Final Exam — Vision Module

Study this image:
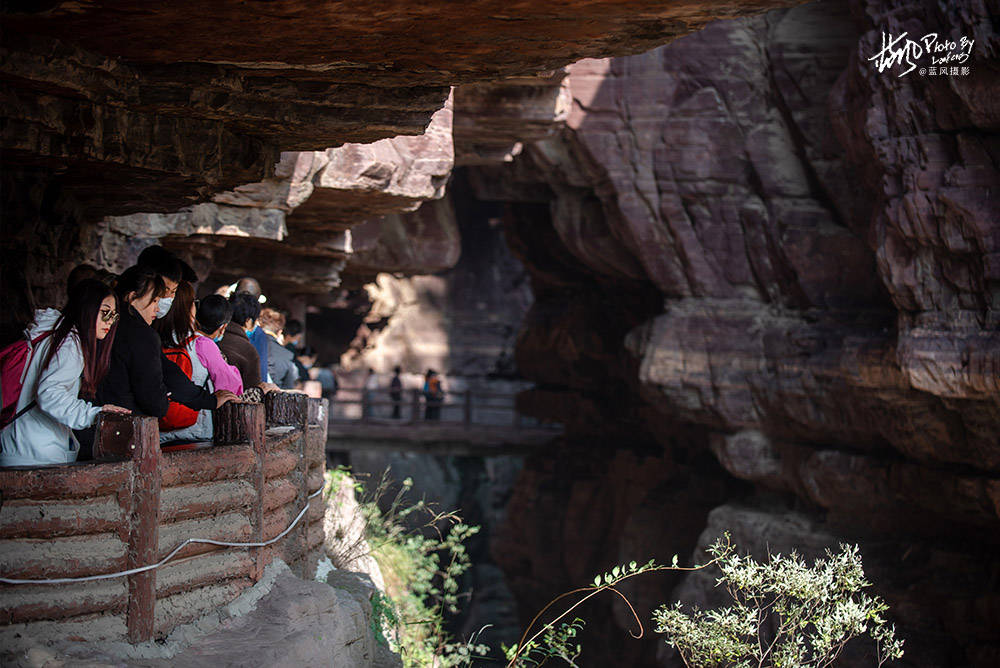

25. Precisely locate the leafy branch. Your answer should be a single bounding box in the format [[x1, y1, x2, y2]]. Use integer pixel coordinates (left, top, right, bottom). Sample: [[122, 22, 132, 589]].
[[504, 540, 731, 667]]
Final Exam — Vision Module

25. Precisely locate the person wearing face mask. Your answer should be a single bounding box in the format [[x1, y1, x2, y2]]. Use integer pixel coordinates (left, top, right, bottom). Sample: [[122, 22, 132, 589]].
[[259, 308, 298, 390], [218, 292, 280, 396], [192, 296, 243, 394], [1, 279, 131, 466], [218, 292, 262, 389], [136, 244, 198, 322], [158, 294, 243, 443], [97, 267, 239, 420], [135, 246, 198, 304], [233, 277, 269, 382]]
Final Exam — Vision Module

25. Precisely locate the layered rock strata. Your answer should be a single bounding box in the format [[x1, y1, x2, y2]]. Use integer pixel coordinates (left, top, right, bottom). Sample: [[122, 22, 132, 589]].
[[1, 0, 802, 294], [486, 0, 999, 664]]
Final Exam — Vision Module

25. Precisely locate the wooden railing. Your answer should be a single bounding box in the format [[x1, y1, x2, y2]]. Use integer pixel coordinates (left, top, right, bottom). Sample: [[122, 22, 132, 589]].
[[0, 393, 327, 646], [332, 388, 557, 430]]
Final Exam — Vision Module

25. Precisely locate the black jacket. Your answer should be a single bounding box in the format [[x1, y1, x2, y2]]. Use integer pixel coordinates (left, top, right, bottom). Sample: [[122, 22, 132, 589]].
[[98, 307, 215, 417]]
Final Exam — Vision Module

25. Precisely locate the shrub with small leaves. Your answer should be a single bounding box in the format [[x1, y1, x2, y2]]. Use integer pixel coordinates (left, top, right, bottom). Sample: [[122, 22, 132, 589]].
[[348, 469, 488, 667], [653, 536, 905, 668]]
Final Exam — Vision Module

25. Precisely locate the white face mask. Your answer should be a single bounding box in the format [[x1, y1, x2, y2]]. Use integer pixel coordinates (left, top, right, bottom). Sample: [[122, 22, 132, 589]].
[[155, 296, 174, 319]]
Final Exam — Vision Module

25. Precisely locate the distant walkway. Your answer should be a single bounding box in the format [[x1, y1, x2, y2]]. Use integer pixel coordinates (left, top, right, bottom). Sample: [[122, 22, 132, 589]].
[[327, 388, 561, 455]]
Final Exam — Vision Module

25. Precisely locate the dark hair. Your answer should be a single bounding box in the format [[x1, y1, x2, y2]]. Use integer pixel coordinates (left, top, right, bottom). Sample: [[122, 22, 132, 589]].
[[230, 292, 261, 327], [67, 264, 98, 296], [116, 266, 166, 306], [235, 277, 261, 298], [0, 264, 36, 348], [95, 269, 118, 289], [137, 245, 183, 283], [195, 295, 232, 334], [394, 365, 401, 374], [285, 319, 303, 338], [153, 280, 195, 347], [298, 345, 316, 358], [42, 279, 118, 399]]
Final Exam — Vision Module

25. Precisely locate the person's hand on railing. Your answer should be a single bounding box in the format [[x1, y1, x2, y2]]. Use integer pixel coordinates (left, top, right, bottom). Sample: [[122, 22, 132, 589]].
[[101, 404, 131, 414], [214, 390, 241, 408], [258, 382, 281, 394]]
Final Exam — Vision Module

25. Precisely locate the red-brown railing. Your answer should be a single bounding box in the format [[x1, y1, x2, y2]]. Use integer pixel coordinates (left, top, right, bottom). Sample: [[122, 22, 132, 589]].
[[0, 393, 327, 646]]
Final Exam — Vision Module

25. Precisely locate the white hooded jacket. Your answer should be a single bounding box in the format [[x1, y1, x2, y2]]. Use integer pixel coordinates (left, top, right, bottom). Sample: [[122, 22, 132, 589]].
[[0, 309, 102, 467]]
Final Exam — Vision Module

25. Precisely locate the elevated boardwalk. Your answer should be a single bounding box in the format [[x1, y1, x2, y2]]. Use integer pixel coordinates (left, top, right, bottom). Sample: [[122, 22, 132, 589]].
[[327, 388, 561, 455]]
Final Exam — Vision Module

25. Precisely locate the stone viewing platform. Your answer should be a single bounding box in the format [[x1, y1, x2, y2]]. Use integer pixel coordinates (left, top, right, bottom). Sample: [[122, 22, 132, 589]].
[[0, 393, 327, 648]]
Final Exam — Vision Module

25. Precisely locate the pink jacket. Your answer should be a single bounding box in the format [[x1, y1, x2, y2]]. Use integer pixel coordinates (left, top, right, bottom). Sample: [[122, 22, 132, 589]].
[[194, 336, 243, 395]]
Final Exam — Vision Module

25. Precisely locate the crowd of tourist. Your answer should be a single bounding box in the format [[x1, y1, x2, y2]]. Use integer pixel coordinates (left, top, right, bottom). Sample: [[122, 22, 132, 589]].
[[0, 245, 332, 467], [0, 243, 458, 467]]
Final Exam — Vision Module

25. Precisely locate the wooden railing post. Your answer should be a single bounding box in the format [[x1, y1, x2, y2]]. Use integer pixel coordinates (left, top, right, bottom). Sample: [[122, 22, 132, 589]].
[[93, 412, 136, 461], [265, 391, 309, 426], [114, 416, 160, 643], [214, 402, 265, 580], [265, 392, 311, 575]]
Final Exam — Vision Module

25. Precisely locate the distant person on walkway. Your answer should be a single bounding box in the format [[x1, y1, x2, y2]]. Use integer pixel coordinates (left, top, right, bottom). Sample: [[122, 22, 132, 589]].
[[363, 368, 378, 418], [1, 279, 130, 466], [423, 369, 444, 421], [259, 308, 298, 390], [234, 277, 269, 380], [390, 366, 403, 419]]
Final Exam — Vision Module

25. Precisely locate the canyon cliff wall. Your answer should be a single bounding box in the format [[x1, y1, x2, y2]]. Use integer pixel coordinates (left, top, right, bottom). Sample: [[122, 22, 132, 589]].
[[486, 0, 999, 665], [2, 0, 998, 665]]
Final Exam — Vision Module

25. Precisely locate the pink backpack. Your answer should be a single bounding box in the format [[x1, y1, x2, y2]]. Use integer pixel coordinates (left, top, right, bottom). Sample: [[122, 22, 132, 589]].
[[0, 331, 50, 429]]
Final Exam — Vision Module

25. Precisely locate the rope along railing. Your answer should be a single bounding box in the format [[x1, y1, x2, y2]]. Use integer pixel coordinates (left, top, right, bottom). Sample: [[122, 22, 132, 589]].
[[0, 392, 327, 643], [0, 488, 323, 585]]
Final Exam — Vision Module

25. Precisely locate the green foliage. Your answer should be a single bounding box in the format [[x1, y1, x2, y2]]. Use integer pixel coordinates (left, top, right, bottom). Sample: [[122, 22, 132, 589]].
[[344, 469, 489, 667], [652, 536, 905, 668], [505, 536, 902, 668], [323, 464, 362, 499], [370, 589, 400, 648], [504, 557, 668, 667], [503, 618, 585, 667]]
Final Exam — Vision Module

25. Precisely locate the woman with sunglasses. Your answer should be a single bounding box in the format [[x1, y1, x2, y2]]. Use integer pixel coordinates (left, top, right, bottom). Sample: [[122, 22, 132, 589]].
[[0, 279, 131, 467]]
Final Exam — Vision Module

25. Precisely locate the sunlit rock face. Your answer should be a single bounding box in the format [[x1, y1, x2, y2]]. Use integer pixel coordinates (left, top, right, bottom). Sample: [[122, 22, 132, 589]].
[[339, 172, 533, 378], [486, 0, 999, 664], [453, 70, 572, 166]]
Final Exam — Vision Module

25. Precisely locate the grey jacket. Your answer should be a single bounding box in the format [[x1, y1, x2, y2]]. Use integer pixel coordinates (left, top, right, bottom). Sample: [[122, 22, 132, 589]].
[[266, 334, 298, 389]]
